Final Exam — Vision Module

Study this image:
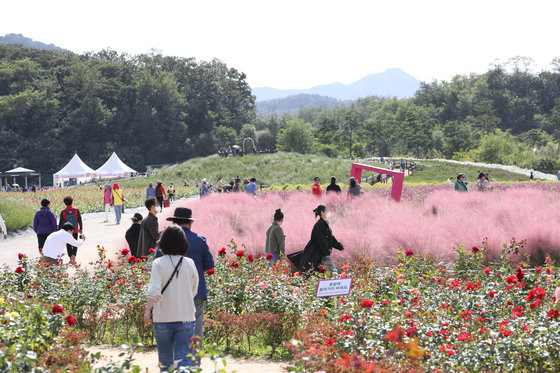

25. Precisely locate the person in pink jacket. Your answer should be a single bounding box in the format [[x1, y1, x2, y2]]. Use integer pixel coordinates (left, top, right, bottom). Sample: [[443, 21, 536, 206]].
[[103, 183, 112, 222]]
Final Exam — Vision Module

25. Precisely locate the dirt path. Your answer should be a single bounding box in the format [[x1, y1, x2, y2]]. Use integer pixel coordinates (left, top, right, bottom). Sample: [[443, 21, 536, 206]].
[[87, 345, 288, 373], [0, 197, 288, 372], [0, 201, 185, 268]]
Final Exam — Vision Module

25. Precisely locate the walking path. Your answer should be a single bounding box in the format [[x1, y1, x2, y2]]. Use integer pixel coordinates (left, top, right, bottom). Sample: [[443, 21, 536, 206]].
[[0, 197, 288, 372]]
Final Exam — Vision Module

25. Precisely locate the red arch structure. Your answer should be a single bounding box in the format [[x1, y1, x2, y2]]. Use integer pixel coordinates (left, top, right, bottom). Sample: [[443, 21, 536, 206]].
[[350, 163, 404, 202]]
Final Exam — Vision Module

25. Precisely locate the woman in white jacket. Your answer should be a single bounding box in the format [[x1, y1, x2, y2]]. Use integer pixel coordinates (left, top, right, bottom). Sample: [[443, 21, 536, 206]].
[[144, 225, 199, 371]]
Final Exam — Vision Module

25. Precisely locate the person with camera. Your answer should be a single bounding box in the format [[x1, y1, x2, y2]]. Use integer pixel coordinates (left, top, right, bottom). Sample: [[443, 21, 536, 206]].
[[42, 222, 86, 265]]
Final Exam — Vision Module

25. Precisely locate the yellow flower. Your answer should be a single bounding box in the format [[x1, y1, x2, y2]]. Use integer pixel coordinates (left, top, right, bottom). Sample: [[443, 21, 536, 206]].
[[8, 311, 20, 318], [0, 298, 4, 306]]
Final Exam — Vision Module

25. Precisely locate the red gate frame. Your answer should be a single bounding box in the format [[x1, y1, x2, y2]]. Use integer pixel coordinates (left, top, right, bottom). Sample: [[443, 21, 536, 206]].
[[350, 163, 404, 202]]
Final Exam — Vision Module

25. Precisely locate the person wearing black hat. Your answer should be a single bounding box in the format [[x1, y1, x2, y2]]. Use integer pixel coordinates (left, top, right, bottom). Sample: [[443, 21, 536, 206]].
[[165, 207, 214, 365], [126, 213, 143, 257]]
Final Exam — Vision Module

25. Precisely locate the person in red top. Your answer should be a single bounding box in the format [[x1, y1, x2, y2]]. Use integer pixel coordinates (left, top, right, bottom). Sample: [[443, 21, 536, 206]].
[[155, 180, 167, 212], [311, 177, 323, 198], [58, 195, 83, 265]]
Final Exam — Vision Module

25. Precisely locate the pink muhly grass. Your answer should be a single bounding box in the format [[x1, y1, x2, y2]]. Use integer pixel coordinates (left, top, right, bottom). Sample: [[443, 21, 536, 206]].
[[173, 188, 560, 264]]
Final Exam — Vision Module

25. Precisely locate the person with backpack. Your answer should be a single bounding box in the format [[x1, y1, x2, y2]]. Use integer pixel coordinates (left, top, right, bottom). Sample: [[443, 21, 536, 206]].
[[168, 183, 176, 202], [58, 196, 83, 265], [155, 180, 166, 212], [111, 183, 125, 224], [33, 199, 57, 254]]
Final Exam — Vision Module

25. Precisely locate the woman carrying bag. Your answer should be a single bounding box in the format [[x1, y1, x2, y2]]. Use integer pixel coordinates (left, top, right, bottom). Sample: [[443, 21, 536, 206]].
[[299, 204, 344, 274], [144, 226, 199, 371]]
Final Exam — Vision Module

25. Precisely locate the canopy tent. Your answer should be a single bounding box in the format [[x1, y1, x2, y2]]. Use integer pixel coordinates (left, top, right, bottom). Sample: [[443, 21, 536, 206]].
[[95, 152, 137, 178], [53, 154, 96, 186], [0, 167, 41, 189]]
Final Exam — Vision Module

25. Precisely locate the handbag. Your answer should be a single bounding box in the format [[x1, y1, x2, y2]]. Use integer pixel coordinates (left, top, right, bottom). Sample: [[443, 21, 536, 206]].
[[287, 250, 303, 269]]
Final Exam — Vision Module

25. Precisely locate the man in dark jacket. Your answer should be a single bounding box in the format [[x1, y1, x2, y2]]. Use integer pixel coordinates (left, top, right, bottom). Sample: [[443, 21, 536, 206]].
[[326, 176, 341, 193], [125, 213, 143, 257], [33, 199, 58, 254], [137, 197, 159, 257], [165, 207, 214, 366]]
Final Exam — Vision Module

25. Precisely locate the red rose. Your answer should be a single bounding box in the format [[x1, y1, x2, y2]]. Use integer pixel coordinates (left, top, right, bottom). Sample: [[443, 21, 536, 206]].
[[266, 253, 273, 261], [318, 266, 326, 274], [247, 254, 254, 263], [206, 268, 215, 275], [27, 294, 33, 299], [405, 250, 414, 257], [294, 271, 301, 276], [472, 246, 479, 253], [516, 267, 524, 282], [15, 266, 23, 274], [230, 261, 239, 268], [128, 256, 139, 264], [121, 248, 130, 256], [141, 255, 147, 260], [218, 247, 227, 256], [360, 300, 374, 308], [18, 253, 25, 260], [406, 326, 417, 337], [52, 304, 64, 314], [447, 350, 455, 355], [484, 267, 491, 275], [149, 248, 155, 254], [325, 338, 336, 346], [65, 315, 76, 326], [236, 250, 245, 258]]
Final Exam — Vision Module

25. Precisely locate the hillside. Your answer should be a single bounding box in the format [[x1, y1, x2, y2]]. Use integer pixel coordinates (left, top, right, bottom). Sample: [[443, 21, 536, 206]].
[[117, 152, 528, 189], [0, 33, 66, 51], [256, 94, 348, 115], [253, 68, 420, 101]]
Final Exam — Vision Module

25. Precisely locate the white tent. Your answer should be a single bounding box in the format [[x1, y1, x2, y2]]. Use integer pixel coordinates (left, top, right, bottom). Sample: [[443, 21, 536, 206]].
[[95, 152, 137, 178], [53, 154, 96, 186]]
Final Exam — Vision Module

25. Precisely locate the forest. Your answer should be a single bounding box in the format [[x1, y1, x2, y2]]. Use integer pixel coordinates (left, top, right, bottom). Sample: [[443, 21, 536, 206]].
[[0, 44, 255, 181], [1, 45, 560, 184]]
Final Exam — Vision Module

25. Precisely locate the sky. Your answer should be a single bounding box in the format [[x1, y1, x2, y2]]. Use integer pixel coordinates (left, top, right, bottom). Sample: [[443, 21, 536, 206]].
[[1, 0, 559, 89]]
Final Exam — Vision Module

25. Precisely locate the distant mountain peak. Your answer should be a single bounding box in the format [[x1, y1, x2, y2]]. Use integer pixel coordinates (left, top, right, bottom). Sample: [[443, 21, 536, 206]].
[[0, 33, 66, 51], [253, 68, 420, 102]]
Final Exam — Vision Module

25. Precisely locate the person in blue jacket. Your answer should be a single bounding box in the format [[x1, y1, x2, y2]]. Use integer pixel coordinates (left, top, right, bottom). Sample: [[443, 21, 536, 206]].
[[33, 199, 58, 254], [163, 207, 214, 366]]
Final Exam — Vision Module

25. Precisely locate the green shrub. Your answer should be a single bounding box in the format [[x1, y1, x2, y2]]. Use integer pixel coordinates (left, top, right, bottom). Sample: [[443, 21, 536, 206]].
[[0, 197, 34, 232]]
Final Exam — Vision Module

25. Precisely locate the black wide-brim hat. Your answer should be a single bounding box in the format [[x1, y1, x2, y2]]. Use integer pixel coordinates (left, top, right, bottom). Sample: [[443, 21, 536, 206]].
[[166, 207, 197, 221]]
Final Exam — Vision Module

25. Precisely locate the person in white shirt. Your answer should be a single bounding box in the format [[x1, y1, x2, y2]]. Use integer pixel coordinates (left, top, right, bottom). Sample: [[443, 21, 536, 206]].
[[42, 222, 86, 264], [144, 225, 198, 371], [0, 212, 7, 239]]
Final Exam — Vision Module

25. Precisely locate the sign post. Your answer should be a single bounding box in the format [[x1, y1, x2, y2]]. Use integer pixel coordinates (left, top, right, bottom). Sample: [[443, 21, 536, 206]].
[[316, 278, 353, 298]]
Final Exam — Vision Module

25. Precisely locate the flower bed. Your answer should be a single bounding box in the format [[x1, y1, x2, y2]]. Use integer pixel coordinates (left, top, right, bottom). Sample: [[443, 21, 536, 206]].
[[2, 239, 560, 371]]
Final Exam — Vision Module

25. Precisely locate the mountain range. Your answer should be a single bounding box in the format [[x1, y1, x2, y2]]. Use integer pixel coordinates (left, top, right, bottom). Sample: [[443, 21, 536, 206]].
[[0, 33, 66, 51], [253, 68, 421, 102]]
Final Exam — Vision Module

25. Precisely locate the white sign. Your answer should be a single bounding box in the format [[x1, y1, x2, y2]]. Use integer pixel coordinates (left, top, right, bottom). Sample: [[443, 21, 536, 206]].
[[315, 278, 353, 298]]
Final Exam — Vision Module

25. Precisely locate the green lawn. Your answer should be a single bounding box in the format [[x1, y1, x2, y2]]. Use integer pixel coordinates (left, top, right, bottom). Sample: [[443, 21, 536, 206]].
[[116, 153, 529, 189]]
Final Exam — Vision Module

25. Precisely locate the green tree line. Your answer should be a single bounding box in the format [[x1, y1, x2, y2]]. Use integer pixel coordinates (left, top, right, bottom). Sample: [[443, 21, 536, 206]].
[[261, 57, 560, 171], [2, 46, 560, 185], [0, 44, 255, 183]]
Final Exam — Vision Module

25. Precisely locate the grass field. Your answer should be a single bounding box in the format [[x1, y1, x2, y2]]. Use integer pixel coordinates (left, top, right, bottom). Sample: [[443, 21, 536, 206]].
[[117, 152, 528, 190]]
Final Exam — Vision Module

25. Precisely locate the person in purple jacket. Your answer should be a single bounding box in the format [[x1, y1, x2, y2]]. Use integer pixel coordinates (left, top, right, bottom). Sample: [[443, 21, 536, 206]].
[[33, 199, 58, 255]]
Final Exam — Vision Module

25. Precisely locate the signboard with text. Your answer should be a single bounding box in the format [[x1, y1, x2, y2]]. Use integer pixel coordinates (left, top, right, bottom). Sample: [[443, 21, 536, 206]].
[[315, 278, 353, 298]]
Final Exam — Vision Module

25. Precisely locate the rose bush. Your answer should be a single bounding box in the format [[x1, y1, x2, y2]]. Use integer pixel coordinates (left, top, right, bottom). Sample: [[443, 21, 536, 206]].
[[1, 237, 560, 371]]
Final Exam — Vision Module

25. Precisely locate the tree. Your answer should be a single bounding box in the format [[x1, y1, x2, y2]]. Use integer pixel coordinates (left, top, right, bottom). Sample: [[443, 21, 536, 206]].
[[277, 118, 314, 153]]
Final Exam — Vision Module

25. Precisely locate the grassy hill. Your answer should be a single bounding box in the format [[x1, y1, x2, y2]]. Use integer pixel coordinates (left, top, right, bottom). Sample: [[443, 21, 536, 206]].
[[118, 152, 528, 189]]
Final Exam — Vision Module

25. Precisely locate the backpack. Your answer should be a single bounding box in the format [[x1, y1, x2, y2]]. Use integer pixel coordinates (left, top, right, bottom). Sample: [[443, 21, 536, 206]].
[[63, 209, 78, 230]]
